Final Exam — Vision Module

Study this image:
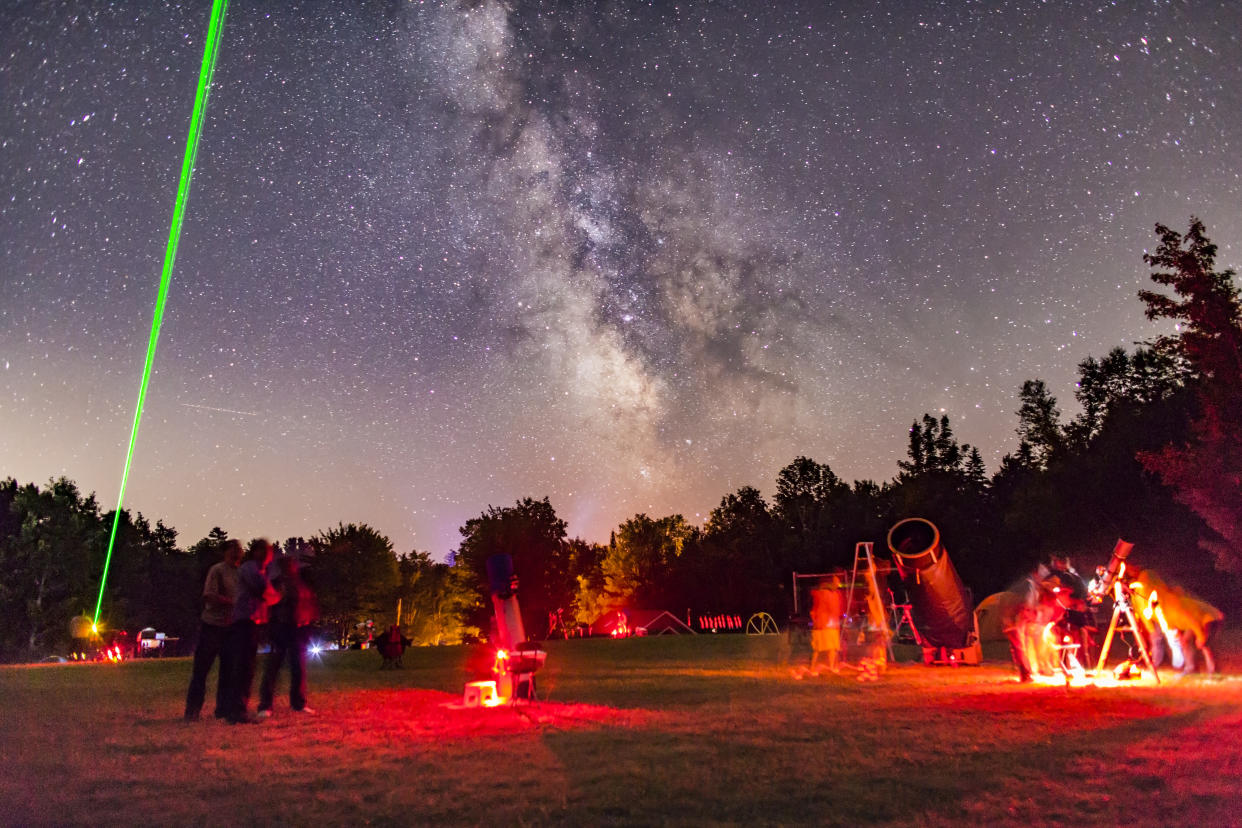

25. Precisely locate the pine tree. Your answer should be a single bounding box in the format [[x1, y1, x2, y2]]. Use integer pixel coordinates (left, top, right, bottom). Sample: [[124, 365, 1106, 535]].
[[1137, 218, 1242, 570], [1016, 379, 1062, 467]]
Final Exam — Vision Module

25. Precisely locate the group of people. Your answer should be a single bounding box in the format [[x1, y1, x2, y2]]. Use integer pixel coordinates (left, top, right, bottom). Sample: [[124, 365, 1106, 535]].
[[999, 555, 1094, 682], [1001, 553, 1223, 682], [184, 538, 318, 724]]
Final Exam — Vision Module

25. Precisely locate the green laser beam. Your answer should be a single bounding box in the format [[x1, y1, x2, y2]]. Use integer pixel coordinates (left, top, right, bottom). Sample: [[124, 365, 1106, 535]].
[[94, 0, 229, 627]]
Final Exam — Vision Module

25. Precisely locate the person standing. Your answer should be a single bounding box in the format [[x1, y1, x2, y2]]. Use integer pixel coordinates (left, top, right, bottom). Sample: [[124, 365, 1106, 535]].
[[857, 573, 891, 681], [1049, 553, 1095, 665], [808, 577, 844, 675], [257, 553, 319, 716], [999, 565, 1045, 683], [184, 540, 243, 720], [222, 539, 280, 724]]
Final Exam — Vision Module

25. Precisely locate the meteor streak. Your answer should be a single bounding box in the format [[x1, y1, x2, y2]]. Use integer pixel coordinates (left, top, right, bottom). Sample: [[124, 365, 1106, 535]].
[[180, 403, 259, 416]]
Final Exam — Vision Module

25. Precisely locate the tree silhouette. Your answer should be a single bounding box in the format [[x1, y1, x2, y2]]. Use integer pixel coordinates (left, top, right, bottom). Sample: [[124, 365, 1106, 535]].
[[1016, 380, 1062, 467], [1138, 218, 1242, 570], [454, 497, 573, 639], [312, 523, 400, 641]]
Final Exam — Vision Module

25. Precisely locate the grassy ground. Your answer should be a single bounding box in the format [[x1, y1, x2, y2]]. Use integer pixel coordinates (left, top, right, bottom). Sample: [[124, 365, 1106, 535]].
[[2, 633, 1240, 826]]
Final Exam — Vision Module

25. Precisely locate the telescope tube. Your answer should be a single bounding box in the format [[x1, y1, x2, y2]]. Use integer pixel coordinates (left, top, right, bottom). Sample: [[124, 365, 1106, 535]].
[[486, 554, 526, 650], [887, 518, 973, 649], [1088, 539, 1133, 602]]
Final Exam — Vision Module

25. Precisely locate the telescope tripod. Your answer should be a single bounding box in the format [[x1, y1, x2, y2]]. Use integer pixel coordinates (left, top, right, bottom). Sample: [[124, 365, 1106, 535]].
[[1094, 581, 1160, 685]]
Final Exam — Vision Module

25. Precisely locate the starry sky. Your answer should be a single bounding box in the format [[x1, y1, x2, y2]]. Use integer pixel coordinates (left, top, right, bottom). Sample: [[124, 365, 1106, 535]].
[[2, 1, 1240, 559]]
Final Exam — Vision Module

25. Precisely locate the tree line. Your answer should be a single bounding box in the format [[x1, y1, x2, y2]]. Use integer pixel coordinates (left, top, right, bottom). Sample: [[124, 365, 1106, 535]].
[[2, 218, 1238, 660], [0, 498, 478, 662]]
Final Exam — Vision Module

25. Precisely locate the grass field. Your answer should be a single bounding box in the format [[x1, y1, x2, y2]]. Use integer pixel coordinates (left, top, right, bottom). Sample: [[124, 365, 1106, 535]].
[[3, 633, 1241, 826]]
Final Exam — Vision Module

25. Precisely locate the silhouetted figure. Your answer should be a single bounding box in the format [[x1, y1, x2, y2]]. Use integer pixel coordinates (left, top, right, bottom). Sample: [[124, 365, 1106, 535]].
[[184, 540, 243, 720], [222, 540, 279, 724], [378, 624, 411, 669], [258, 553, 319, 715]]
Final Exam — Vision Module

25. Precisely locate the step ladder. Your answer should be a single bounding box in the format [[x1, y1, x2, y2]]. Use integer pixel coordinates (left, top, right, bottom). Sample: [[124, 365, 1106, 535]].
[[845, 542, 895, 662]]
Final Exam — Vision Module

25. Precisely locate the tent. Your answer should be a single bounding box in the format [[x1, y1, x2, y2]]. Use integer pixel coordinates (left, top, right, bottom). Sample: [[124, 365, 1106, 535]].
[[973, 591, 1013, 641], [590, 609, 697, 637]]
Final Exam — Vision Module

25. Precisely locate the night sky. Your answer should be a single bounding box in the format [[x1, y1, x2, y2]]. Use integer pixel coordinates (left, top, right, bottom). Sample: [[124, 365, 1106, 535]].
[[3, 1, 1240, 559]]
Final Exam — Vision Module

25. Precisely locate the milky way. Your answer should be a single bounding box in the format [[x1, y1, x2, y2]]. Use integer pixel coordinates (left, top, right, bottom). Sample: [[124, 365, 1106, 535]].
[[2, 1, 1240, 557]]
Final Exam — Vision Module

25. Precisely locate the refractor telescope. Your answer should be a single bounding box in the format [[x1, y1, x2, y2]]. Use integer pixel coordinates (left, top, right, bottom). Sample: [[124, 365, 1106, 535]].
[[1088, 539, 1134, 603]]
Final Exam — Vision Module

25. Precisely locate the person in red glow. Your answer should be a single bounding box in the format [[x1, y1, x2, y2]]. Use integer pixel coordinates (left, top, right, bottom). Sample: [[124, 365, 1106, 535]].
[[857, 574, 890, 680], [808, 577, 844, 675], [257, 553, 319, 715], [1000, 564, 1055, 683], [1127, 567, 1224, 675], [1049, 553, 1095, 665]]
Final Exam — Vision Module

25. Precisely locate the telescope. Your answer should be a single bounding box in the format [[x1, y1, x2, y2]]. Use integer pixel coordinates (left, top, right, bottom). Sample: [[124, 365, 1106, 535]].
[[1088, 539, 1133, 603], [887, 518, 973, 650], [484, 554, 544, 702]]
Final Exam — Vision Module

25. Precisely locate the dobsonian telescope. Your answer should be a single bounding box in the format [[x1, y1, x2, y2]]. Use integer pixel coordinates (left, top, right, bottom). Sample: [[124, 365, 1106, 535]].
[[485, 554, 545, 702], [887, 518, 978, 662]]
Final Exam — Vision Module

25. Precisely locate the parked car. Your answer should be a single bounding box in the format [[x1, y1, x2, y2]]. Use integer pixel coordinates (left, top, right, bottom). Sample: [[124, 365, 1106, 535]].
[[136, 627, 166, 657]]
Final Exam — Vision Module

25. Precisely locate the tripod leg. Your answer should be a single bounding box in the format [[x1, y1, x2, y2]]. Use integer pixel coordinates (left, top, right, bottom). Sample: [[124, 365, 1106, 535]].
[[1095, 603, 1122, 674], [1123, 604, 1159, 686]]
